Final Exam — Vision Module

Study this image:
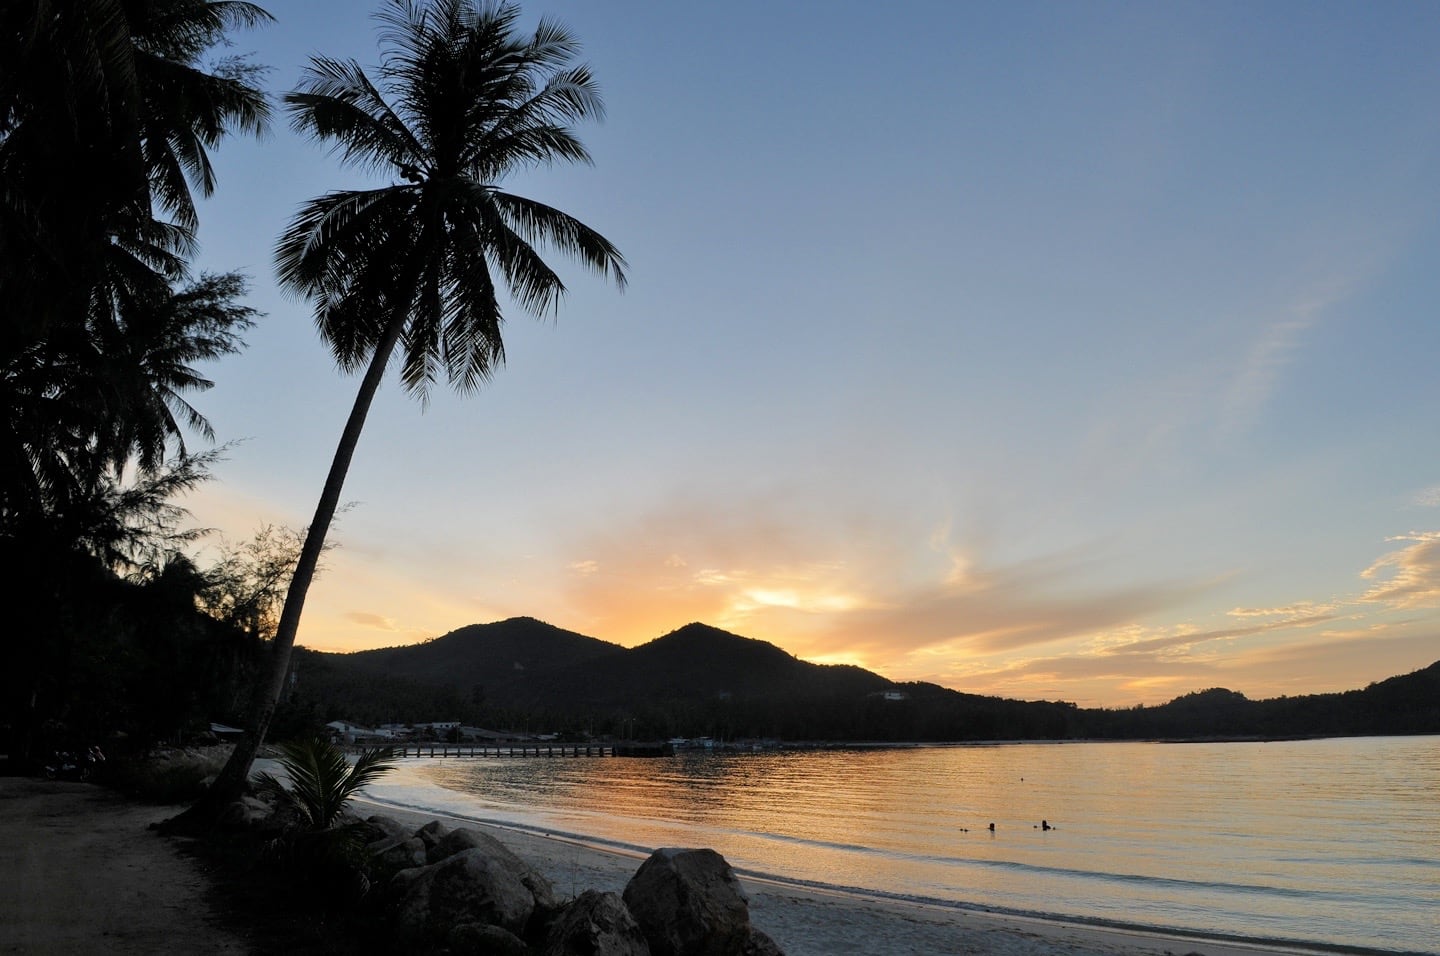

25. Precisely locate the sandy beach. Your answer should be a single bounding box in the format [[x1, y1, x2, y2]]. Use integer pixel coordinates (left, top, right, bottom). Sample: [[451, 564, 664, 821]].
[[0, 776, 1358, 955], [0, 777, 248, 955], [355, 794, 1341, 956]]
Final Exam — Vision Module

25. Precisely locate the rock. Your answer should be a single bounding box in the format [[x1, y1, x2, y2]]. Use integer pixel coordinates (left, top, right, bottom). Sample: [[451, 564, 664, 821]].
[[368, 835, 428, 871], [623, 848, 775, 956], [429, 826, 521, 865], [414, 819, 450, 853], [741, 927, 784, 956], [448, 921, 531, 955], [216, 792, 305, 834], [393, 847, 536, 943], [216, 795, 271, 830], [352, 813, 410, 845], [366, 814, 411, 840], [543, 890, 651, 956], [429, 826, 558, 913]]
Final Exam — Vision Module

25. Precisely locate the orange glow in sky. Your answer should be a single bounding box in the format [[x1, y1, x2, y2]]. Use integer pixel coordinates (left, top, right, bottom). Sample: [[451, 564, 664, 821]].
[[179, 2, 1440, 710]]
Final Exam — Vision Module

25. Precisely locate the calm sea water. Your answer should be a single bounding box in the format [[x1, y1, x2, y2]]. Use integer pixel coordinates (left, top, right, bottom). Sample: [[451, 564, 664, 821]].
[[365, 736, 1439, 954]]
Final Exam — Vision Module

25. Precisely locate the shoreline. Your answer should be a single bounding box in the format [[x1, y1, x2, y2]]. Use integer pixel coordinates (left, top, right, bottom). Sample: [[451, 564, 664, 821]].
[[2, 772, 1419, 956], [355, 792, 1397, 956]]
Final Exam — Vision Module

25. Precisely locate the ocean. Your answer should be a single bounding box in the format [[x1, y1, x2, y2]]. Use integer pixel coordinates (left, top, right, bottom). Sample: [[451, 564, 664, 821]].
[[363, 735, 1440, 954]]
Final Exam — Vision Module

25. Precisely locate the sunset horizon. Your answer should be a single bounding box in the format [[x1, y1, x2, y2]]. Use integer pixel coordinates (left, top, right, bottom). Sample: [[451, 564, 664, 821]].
[[179, 0, 1440, 712]]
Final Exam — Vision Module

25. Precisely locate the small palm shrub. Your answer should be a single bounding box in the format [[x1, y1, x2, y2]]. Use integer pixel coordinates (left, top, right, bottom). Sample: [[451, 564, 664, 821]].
[[256, 736, 396, 830], [254, 736, 397, 907]]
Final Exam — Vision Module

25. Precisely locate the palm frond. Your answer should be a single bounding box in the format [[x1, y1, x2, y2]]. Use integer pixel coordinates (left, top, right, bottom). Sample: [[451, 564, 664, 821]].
[[270, 736, 397, 830], [277, 0, 624, 401], [286, 57, 422, 175], [490, 189, 627, 290]]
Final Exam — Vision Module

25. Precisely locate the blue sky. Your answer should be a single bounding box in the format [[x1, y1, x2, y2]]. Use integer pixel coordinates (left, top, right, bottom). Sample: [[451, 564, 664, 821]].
[[184, 0, 1440, 706]]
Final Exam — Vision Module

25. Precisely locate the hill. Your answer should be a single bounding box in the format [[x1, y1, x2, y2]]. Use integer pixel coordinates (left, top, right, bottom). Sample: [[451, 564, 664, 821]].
[[340, 616, 625, 701], [279, 618, 1440, 742]]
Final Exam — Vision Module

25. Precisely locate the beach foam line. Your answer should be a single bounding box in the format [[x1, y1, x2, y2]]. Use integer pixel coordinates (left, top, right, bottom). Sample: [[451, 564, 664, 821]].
[[355, 791, 653, 863]]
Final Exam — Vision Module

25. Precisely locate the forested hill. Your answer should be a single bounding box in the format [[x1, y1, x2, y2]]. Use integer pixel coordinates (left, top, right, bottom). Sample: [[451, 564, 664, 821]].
[[282, 618, 1440, 742]]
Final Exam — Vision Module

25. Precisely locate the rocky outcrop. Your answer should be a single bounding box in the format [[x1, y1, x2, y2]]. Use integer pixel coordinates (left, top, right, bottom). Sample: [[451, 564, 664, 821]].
[[368, 834, 428, 870], [360, 813, 412, 843], [622, 847, 782, 956], [543, 889, 652, 956], [392, 847, 539, 943], [414, 819, 450, 854], [371, 824, 781, 956], [428, 825, 559, 914], [447, 920, 531, 955]]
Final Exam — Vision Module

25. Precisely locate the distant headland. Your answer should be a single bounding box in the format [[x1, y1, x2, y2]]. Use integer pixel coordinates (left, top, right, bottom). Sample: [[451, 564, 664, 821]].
[[276, 618, 1440, 745]]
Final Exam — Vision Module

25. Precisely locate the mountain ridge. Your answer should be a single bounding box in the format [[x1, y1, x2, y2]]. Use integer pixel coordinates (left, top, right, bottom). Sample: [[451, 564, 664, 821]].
[[283, 617, 1440, 742]]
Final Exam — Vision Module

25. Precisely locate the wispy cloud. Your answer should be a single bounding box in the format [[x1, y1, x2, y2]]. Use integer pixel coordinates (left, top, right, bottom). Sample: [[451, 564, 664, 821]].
[[1361, 531, 1440, 609], [1414, 485, 1440, 508], [806, 563, 1212, 660], [343, 611, 400, 631]]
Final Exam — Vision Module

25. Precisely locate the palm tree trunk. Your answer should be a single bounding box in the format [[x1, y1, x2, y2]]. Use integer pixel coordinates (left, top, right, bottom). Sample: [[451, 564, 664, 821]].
[[190, 313, 408, 820]]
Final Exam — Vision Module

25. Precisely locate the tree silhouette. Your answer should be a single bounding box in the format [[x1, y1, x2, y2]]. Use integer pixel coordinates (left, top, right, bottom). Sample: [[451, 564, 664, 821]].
[[204, 0, 626, 808]]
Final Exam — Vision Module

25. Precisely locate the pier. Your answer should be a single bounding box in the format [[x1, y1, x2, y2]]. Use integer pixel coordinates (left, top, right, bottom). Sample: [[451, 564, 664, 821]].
[[389, 741, 674, 758], [395, 743, 613, 758]]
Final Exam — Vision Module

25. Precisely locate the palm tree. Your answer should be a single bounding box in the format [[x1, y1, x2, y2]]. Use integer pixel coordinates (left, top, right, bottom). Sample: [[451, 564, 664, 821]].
[[0, 273, 256, 533], [256, 736, 397, 831], [0, 0, 271, 355], [1, 2, 269, 769], [203, 0, 625, 808]]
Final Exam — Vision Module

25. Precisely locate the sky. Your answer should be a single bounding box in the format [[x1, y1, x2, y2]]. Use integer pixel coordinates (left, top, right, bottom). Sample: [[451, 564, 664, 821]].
[[180, 0, 1440, 708]]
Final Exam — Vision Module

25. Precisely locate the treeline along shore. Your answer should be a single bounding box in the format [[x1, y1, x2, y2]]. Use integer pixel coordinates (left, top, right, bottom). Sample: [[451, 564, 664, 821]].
[[275, 618, 1440, 746]]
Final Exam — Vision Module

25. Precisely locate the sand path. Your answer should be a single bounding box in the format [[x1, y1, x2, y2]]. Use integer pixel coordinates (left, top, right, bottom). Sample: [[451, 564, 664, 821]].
[[0, 777, 248, 955]]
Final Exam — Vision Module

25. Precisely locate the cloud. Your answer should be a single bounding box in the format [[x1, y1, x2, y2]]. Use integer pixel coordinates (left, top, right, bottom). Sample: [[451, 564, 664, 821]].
[[776, 550, 1219, 672], [540, 491, 1440, 708], [1222, 313, 1316, 432], [554, 491, 888, 643], [1360, 531, 1440, 609], [1414, 485, 1440, 508], [1086, 612, 1341, 657], [1217, 268, 1369, 437], [1227, 601, 1336, 619], [343, 611, 400, 631]]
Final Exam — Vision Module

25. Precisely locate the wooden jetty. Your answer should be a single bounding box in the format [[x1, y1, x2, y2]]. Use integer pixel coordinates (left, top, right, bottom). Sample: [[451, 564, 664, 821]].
[[395, 743, 613, 758], [392, 741, 674, 759]]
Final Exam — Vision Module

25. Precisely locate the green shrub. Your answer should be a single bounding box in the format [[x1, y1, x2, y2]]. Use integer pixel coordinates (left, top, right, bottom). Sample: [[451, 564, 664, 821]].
[[253, 737, 398, 909], [255, 736, 396, 830]]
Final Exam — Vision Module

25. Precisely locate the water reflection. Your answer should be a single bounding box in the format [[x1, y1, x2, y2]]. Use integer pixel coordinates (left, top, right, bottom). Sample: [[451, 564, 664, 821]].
[[399, 737, 1440, 951]]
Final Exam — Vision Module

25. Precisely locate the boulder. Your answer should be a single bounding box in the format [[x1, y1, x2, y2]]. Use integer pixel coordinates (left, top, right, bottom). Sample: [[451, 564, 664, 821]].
[[217, 793, 305, 834], [216, 795, 271, 830], [414, 819, 450, 853], [393, 847, 536, 942], [368, 835, 428, 871], [543, 890, 651, 956], [368, 813, 410, 838], [429, 826, 525, 867], [429, 827, 558, 910], [740, 928, 785, 956], [447, 921, 531, 955], [623, 848, 778, 956]]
